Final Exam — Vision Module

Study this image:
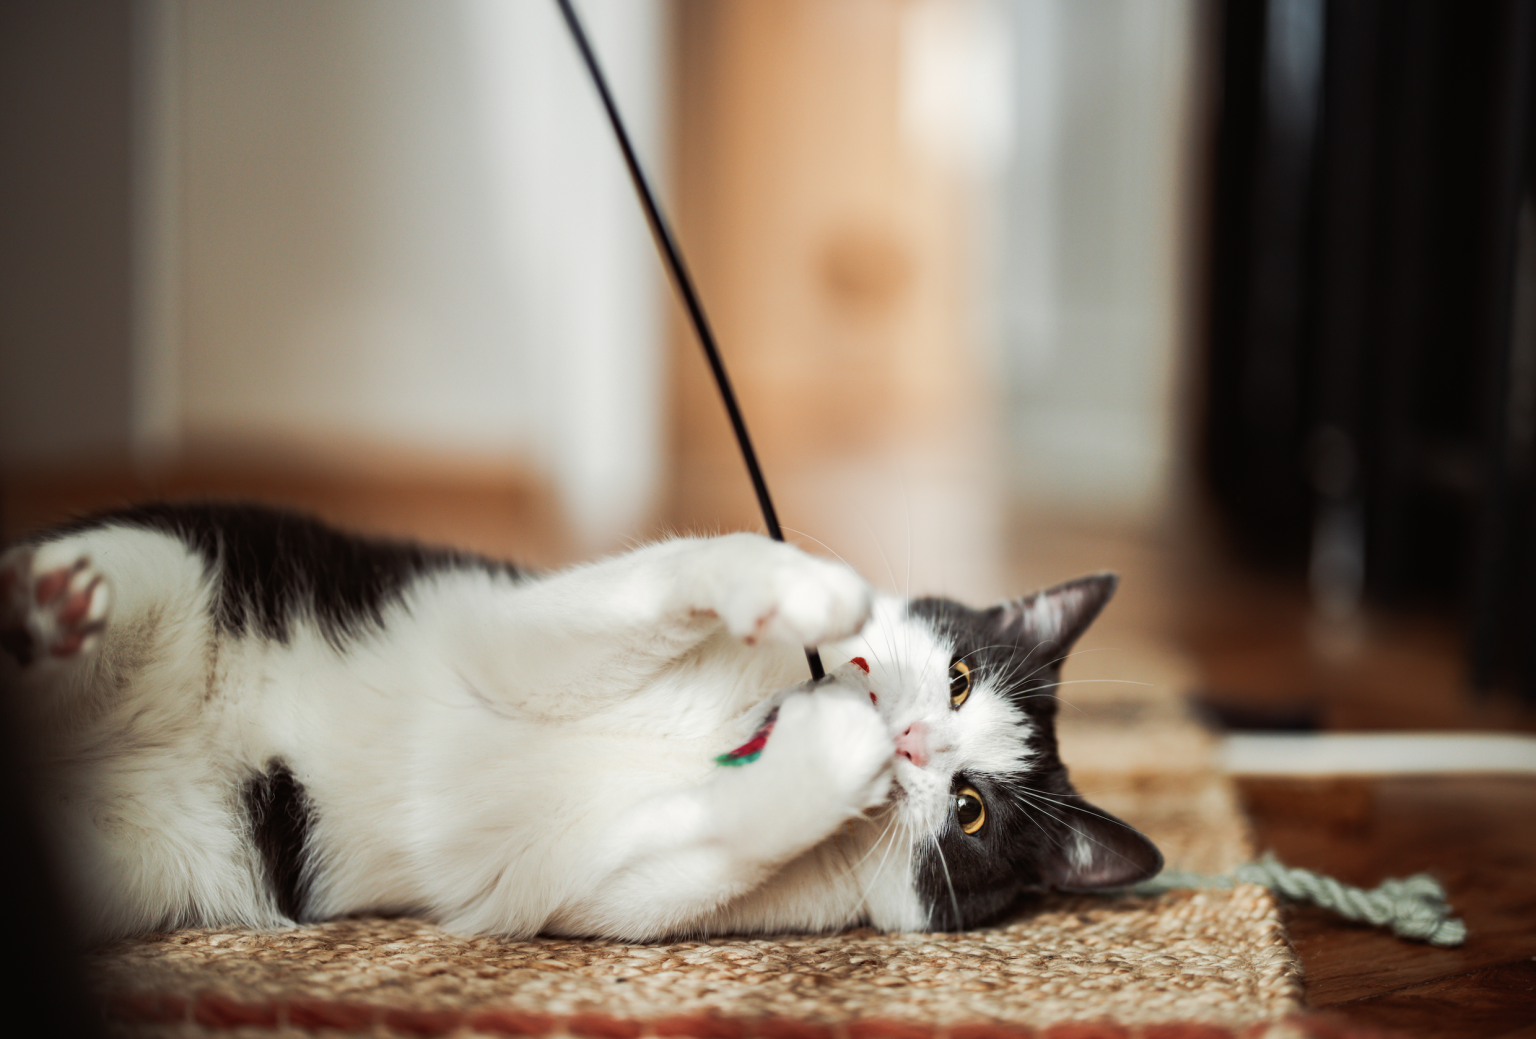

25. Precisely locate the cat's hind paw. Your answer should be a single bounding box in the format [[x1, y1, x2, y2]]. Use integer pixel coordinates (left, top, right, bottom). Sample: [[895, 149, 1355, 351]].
[[0, 547, 111, 666]]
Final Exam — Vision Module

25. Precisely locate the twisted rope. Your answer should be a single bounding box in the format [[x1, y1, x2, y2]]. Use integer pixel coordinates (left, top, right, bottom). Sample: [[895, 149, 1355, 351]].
[[1132, 851, 1467, 946]]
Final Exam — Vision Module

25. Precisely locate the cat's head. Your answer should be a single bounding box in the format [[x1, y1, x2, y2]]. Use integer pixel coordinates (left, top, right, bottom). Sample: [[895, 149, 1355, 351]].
[[843, 573, 1162, 929]]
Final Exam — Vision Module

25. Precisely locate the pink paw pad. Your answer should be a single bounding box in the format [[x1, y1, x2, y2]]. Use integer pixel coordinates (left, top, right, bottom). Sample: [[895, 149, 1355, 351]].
[[0, 550, 110, 665], [741, 607, 778, 647]]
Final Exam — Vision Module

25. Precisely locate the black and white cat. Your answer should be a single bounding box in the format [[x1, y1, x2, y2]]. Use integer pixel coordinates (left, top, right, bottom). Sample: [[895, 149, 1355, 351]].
[[0, 502, 1160, 944]]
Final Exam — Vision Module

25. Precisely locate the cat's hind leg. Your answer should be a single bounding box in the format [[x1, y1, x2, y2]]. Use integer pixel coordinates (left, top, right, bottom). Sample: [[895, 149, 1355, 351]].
[[0, 545, 111, 666], [1, 524, 213, 730], [3, 526, 258, 941]]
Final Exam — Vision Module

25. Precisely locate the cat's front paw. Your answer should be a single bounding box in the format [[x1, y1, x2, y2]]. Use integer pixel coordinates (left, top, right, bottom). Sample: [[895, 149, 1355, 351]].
[[705, 535, 871, 649], [0, 546, 111, 666], [770, 681, 894, 816]]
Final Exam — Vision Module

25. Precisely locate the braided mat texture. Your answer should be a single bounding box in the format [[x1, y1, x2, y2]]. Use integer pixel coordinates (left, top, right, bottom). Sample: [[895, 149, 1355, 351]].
[[88, 648, 1308, 1038]]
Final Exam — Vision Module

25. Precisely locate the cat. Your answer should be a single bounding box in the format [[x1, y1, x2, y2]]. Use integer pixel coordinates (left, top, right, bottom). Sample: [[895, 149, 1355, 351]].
[[0, 501, 1161, 944]]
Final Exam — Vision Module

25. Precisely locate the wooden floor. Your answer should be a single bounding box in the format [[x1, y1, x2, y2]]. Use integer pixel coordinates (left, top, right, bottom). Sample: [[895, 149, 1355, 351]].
[[1149, 508, 1536, 1037], [1171, 531, 1536, 1038], [1242, 775, 1536, 1038], [4, 461, 1534, 1037]]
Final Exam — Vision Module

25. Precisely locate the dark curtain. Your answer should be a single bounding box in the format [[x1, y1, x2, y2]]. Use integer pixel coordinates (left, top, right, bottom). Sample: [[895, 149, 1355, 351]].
[[1203, 0, 1536, 701]]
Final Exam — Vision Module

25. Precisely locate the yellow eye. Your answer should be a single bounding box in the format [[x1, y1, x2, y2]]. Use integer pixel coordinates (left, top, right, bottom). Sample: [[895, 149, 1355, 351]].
[[955, 786, 986, 835], [948, 659, 971, 708]]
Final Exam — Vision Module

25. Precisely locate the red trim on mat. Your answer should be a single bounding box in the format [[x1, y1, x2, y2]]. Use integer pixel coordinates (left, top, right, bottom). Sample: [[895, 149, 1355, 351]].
[[96, 994, 1422, 1039], [470, 1009, 560, 1036], [653, 1015, 750, 1039], [569, 1013, 648, 1039], [1043, 1024, 1131, 1039], [194, 994, 279, 1028], [383, 1007, 466, 1036], [284, 998, 377, 1031], [947, 1026, 1038, 1039], [755, 1019, 835, 1039], [1142, 1027, 1234, 1039], [848, 1020, 937, 1039]]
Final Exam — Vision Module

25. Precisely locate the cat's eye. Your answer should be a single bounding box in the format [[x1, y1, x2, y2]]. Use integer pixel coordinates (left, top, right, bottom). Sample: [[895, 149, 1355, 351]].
[[948, 659, 971, 708], [955, 785, 986, 835]]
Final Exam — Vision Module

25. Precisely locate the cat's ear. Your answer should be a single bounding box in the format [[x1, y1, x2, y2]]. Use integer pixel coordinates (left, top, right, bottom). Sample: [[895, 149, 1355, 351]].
[[995, 572, 1118, 652], [1038, 796, 1163, 891]]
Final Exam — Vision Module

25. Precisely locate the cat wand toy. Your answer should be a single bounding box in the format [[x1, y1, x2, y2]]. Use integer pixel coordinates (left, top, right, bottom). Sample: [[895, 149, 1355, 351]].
[[554, 0, 825, 681]]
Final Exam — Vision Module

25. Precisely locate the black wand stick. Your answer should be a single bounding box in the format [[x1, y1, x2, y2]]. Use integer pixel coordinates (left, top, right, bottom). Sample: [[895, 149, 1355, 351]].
[[554, 0, 826, 681]]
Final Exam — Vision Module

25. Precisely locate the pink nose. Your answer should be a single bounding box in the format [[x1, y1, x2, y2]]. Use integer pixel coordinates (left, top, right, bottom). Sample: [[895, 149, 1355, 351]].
[[895, 722, 930, 767]]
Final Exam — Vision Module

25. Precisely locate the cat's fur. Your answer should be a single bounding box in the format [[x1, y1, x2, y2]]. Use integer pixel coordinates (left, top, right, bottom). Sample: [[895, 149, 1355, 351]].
[[0, 502, 1161, 943]]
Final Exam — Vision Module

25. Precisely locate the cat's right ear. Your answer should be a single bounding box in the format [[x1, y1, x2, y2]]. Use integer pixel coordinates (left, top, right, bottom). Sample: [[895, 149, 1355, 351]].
[[1037, 795, 1163, 892], [992, 572, 1118, 654]]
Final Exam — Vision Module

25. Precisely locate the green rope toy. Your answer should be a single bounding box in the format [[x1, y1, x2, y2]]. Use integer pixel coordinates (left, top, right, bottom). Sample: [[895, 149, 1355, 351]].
[[1132, 851, 1467, 946]]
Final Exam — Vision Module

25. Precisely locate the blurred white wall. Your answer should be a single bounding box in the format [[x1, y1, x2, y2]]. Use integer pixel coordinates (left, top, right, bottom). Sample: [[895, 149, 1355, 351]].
[[0, 3, 135, 467], [12, 0, 1196, 543], [994, 0, 1196, 521], [136, 0, 665, 546]]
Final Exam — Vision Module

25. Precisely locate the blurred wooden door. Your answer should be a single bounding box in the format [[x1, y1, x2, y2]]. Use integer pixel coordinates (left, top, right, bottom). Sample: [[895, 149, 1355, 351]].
[[667, 0, 980, 535]]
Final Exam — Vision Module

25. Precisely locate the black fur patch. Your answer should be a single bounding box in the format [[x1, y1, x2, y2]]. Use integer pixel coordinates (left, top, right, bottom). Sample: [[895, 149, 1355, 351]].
[[908, 588, 1162, 929], [38, 501, 520, 648], [243, 760, 315, 922]]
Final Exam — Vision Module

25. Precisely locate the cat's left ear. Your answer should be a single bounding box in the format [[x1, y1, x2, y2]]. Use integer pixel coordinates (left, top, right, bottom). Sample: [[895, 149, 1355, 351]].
[[1038, 795, 1163, 891], [994, 572, 1118, 652]]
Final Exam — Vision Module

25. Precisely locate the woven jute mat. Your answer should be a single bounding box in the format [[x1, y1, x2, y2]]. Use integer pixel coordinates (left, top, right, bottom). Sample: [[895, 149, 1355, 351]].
[[89, 645, 1312, 1039]]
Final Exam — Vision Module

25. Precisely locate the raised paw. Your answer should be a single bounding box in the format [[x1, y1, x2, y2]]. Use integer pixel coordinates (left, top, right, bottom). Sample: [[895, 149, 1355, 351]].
[[769, 679, 895, 816], [0, 547, 111, 666], [705, 535, 872, 649]]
